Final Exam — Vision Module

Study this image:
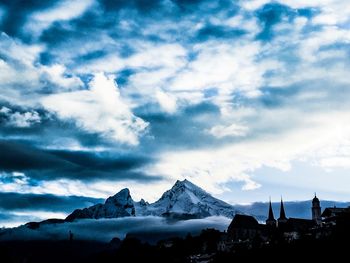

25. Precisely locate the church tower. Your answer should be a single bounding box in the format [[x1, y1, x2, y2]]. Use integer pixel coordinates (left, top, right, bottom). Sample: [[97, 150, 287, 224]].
[[277, 197, 288, 226], [312, 193, 321, 224], [266, 198, 276, 227]]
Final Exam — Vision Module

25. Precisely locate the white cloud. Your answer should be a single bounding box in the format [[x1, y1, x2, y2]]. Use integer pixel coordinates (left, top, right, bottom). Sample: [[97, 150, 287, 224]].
[[145, 108, 350, 197], [241, 0, 337, 11], [156, 90, 177, 114], [75, 43, 187, 111], [0, 172, 29, 186], [223, 14, 261, 36], [8, 111, 41, 128], [0, 35, 43, 105], [258, 12, 350, 91], [241, 0, 350, 31], [170, 42, 262, 92], [79, 43, 186, 74], [41, 64, 84, 90], [0, 34, 84, 107], [0, 106, 10, 114], [318, 157, 350, 169], [25, 0, 95, 37], [297, 26, 350, 63], [41, 73, 148, 145], [167, 41, 280, 112], [0, 107, 41, 127], [0, 33, 42, 67], [208, 123, 249, 138], [146, 147, 263, 195]]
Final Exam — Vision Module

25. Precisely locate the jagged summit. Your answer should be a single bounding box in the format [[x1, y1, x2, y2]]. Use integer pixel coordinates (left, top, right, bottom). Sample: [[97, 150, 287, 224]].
[[143, 179, 237, 218], [173, 179, 198, 190], [66, 188, 135, 221], [66, 179, 238, 222], [157, 179, 213, 205], [105, 188, 132, 205]]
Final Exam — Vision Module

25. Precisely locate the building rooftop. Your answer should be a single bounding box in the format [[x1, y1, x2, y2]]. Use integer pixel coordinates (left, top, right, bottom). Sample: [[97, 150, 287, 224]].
[[228, 214, 259, 230]]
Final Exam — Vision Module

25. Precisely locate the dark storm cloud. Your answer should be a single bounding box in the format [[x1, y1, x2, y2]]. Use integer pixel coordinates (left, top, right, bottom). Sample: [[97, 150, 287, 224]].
[[48, 150, 151, 171], [0, 0, 57, 38], [0, 140, 158, 182], [0, 192, 103, 212], [0, 140, 69, 171]]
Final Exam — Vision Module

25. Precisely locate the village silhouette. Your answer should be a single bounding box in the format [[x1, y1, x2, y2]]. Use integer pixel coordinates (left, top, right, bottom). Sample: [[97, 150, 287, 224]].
[[1, 194, 350, 263], [220, 194, 349, 250], [152, 194, 350, 262]]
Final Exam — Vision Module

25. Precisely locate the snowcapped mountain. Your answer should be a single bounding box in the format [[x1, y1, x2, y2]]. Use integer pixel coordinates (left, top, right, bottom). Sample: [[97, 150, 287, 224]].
[[66, 188, 135, 221], [66, 179, 237, 221], [138, 179, 237, 218]]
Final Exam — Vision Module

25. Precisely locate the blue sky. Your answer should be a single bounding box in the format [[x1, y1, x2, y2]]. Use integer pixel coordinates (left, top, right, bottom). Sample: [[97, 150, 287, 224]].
[[1, 0, 350, 226]]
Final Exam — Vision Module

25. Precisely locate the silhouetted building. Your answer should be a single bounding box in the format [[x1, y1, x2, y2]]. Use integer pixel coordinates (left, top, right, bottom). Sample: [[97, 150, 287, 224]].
[[312, 193, 322, 224], [321, 206, 350, 224], [225, 194, 349, 249], [266, 198, 276, 227], [265, 195, 319, 241], [283, 218, 315, 240], [227, 214, 261, 242], [322, 207, 350, 218]]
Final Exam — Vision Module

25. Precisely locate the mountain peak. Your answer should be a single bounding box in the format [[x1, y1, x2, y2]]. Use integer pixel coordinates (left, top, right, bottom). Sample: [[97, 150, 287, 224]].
[[66, 188, 135, 221], [174, 179, 199, 189], [175, 179, 191, 184], [105, 188, 131, 205], [148, 179, 237, 218]]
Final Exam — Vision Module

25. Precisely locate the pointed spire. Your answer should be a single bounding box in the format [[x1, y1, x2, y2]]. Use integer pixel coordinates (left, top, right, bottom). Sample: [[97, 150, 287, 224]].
[[267, 197, 275, 221], [279, 197, 287, 220], [266, 197, 276, 226]]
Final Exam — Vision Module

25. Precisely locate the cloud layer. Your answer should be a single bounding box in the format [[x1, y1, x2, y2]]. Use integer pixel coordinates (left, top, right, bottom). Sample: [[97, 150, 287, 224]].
[[0, 216, 231, 243]]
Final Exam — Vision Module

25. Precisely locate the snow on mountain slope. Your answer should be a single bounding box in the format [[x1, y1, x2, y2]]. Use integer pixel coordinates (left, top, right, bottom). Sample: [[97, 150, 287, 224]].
[[66, 188, 135, 221], [136, 179, 237, 218], [66, 179, 237, 221]]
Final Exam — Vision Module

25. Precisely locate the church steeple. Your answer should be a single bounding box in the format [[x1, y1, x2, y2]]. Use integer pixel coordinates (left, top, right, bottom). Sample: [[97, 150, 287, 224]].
[[266, 197, 276, 227], [277, 197, 287, 226], [312, 193, 321, 225], [268, 198, 274, 220], [279, 198, 287, 220]]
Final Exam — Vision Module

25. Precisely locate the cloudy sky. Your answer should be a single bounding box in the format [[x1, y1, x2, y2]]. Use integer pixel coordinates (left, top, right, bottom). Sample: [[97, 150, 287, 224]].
[[1, 0, 350, 226]]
